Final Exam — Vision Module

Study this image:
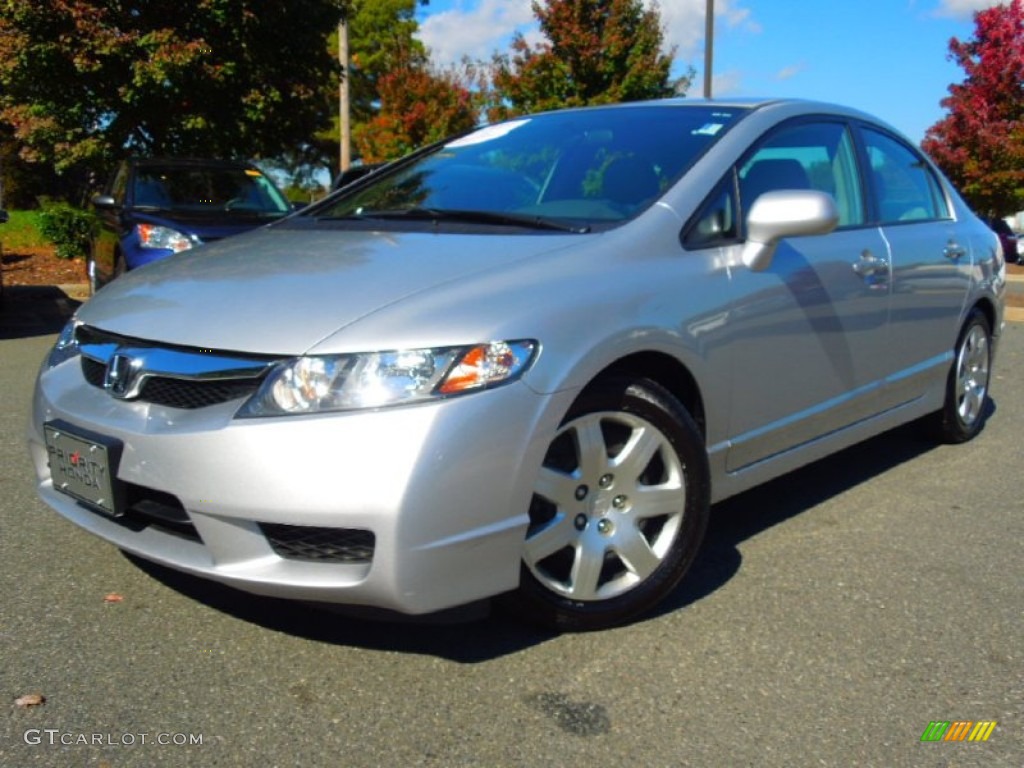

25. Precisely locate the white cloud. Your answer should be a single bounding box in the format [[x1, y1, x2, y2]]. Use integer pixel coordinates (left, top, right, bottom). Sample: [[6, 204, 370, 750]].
[[711, 69, 745, 95], [933, 0, 1005, 18], [417, 0, 536, 66], [418, 0, 757, 70], [775, 63, 805, 81]]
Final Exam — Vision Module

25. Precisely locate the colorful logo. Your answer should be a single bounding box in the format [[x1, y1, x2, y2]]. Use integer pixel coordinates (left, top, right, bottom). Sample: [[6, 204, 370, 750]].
[[921, 721, 997, 742]]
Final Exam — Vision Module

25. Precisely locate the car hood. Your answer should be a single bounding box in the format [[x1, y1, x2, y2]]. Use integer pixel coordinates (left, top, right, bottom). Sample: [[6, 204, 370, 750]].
[[77, 226, 583, 354]]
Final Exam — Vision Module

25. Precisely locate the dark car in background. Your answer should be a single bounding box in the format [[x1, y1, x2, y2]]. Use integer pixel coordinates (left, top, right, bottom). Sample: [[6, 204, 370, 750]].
[[88, 158, 293, 292], [987, 216, 1019, 265]]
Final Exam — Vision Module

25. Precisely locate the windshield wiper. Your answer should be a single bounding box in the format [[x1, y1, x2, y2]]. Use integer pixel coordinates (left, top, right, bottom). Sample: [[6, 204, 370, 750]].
[[350, 207, 591, 234]]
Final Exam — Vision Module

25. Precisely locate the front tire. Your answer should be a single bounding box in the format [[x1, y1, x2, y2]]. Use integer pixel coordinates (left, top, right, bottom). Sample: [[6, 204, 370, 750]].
[[507, 377, 710, 631], [930, 308, 992, 443]]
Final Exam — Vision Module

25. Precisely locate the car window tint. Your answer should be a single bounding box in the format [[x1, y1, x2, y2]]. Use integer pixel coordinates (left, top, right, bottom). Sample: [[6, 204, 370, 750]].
[[738, 121, 864, 228], [861, 128, 949, 223]]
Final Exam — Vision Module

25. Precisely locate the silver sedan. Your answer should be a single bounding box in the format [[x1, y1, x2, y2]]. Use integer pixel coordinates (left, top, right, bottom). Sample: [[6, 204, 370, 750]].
[[28, 98, 1007, 631]]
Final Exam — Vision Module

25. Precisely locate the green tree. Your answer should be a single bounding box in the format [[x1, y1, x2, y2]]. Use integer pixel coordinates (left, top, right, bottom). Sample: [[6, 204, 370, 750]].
[[488, 0, 684, 120], [0, 1, 346, 183], [316, 0, 429, 165], [354, 57, 477, 162], [922, 0, 1024, 215], [347, 0, 429, 122]]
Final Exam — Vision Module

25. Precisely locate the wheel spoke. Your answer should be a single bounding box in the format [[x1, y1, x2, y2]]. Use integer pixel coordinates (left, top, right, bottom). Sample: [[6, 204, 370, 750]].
[[524, 513, 577, 562], [567, 544, 604, 600], [615, 527, 661, 580], [573, 418, 608, 479], [611, 424, 661, 477], [534, 466, 581, 507], [633, 485, 685, 518]]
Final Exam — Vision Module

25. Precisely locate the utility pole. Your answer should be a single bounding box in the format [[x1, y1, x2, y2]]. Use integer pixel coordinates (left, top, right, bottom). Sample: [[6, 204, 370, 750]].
[[338, 16, 351, 173], [703, 0, 714, 98]]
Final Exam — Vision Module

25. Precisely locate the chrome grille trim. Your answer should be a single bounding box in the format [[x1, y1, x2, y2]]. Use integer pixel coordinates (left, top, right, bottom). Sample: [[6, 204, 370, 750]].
[[76, 325, 282, 409]]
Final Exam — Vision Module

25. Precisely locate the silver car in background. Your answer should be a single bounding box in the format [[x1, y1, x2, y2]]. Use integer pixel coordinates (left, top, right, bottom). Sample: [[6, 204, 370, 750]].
[[28, 99, 1006, 631]]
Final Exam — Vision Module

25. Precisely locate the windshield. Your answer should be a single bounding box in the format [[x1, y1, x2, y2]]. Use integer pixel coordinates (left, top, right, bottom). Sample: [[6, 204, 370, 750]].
[[132, 165, 292, 216], [315, 104, 746, 229]]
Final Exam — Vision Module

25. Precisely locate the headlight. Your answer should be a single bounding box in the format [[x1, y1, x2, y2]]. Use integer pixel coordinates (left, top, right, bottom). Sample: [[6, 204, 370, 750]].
[[236, 340, 537, 417], [136, 223, 198, 252], [46, 320, 81, 369]]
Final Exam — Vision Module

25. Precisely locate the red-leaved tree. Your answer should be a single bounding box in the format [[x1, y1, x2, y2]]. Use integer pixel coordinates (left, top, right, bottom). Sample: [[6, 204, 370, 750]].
[[922, 0, 1024, 215], [353, 59, 478, 162]]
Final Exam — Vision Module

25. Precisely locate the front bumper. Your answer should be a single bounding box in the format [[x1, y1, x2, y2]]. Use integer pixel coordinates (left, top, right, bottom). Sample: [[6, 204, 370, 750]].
[[28, 354, 570, 614]]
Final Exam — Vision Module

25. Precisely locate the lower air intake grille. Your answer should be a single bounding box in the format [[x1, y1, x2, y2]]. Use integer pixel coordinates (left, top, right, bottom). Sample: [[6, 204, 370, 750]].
[[260, 524, 376, 564]]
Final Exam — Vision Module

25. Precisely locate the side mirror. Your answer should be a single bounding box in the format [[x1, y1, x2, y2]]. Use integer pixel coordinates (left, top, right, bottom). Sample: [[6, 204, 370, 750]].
[[91, 194, 118, 209], [742, 190, 839, 271], [0, 209, 8, 224]]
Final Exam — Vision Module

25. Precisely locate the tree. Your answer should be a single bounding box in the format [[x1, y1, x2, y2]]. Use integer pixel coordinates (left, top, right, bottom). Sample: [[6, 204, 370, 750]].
[[353, 58, 478, 162], [317, 0, 429, 167], [0, 1, 346, 186], [487, 0, 684, 121], [922, 0, 1024, 215]]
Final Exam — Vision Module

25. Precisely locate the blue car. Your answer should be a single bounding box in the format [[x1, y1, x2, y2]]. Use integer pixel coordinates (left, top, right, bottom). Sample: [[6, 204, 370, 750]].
[[88, 158, 293, 293]]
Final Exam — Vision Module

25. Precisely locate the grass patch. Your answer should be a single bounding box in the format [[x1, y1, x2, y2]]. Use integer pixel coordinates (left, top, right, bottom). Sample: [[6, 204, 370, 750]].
[[0, 210, 52, 250]]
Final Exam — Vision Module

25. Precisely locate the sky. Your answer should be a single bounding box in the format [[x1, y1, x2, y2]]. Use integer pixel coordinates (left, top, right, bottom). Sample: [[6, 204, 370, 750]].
[[414, 0, 1006, 145]]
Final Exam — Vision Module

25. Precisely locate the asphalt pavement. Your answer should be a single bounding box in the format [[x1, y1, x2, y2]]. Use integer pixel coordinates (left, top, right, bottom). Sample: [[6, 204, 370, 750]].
[[0, 287, 1021, 767]]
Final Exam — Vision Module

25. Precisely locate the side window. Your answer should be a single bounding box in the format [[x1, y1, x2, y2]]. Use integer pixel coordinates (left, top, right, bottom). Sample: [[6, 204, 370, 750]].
[[861, 128, 949, 223], [684, 174, 738, 249], [738, 121, 864, 229]]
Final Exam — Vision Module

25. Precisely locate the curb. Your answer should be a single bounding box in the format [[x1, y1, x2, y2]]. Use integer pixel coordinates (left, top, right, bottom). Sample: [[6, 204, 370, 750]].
[[58, 283, 90, 301]]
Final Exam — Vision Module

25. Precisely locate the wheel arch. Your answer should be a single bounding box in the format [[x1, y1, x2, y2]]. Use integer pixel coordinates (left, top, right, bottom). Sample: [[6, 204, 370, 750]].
[[969, 296, 998, 339], [583, 351, 708, 440]]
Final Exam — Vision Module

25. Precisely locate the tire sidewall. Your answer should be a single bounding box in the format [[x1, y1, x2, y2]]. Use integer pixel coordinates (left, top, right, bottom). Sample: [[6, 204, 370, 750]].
[[940, 309, 992, 443]]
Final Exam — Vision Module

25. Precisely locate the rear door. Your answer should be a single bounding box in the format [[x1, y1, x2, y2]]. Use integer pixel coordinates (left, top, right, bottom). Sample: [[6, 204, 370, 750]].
[[856, 125, 972, 406]]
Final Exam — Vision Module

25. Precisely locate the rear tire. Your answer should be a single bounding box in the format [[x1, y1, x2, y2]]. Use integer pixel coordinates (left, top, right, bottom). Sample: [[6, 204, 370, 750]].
[[506, 377, 710, 631], [930, 308, 992, 443]]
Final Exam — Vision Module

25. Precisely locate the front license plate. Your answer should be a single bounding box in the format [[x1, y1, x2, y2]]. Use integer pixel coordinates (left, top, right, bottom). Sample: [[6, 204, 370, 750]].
[[44, 422, 122, 517]]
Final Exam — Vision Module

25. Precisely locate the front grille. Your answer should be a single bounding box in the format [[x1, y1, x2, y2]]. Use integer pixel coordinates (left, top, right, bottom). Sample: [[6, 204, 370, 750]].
[[77, 325, 275, 409], [82, 357, 106, 387], [260, 524, 375, 564], [81, 357, 261, 408], [138, 377, 261, 409]]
